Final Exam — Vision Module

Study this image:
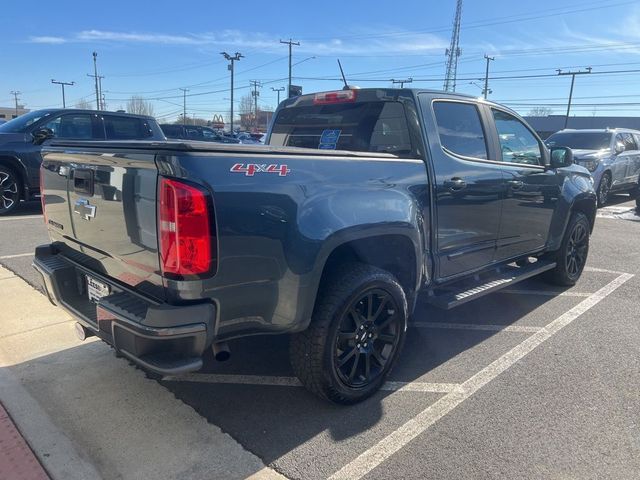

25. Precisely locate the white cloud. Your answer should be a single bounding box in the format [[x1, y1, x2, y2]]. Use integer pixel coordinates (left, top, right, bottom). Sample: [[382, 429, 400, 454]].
[[26, 29, 447, 55], [29, 36, 66, 44]]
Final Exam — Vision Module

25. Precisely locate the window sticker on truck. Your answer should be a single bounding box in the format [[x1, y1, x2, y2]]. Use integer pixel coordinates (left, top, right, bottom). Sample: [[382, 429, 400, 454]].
[[318, 129, 341, 150], [230, 163, 291, 177]]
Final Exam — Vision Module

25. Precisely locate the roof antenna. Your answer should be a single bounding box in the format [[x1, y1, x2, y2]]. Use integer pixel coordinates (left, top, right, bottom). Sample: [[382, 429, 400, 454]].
[[337, 59, 349, 90]]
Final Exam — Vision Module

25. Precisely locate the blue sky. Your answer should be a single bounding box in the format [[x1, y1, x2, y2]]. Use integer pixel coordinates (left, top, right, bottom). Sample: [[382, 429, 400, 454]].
[[2, 0, 640, 121]]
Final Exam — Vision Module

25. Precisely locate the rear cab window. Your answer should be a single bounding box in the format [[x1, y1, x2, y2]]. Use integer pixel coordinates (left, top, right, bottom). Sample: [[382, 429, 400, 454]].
[[432, 101, 488, 159], [270, 98, 415, 157], [103, 115, 153, 140]]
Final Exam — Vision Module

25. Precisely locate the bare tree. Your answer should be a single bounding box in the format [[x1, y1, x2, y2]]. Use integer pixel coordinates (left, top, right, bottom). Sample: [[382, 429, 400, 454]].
[[527, 106, 553, 117], [238, 93, 254, 130], [75, 98, 93, 110], [126, 96, 155, 116]]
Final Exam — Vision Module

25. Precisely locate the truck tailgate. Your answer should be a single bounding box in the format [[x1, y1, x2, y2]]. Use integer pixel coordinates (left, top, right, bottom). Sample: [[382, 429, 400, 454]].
[[41, 148, 164, 301]]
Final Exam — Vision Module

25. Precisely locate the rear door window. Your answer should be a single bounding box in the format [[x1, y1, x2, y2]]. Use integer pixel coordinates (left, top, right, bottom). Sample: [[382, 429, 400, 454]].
[[622, 133, 637, 151], [184, 127, 204, 140], [161, 125, 184, 138], [44, 114, 94, 139], [270, 101, 414, 156], [432, 101, 488, 159], [103, 115, 153, 140]]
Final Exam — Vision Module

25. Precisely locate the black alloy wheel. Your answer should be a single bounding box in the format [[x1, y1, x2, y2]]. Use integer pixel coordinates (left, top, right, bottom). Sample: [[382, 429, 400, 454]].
[[597, 173, 611, 207], [0, 167, 20, 215], [333, 289, 402, 389], [565, 220, 588, 280]]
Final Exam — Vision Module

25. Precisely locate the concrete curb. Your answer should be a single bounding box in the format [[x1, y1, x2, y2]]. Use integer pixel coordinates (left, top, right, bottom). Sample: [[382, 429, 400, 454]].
[[0, 369, 103, 480]]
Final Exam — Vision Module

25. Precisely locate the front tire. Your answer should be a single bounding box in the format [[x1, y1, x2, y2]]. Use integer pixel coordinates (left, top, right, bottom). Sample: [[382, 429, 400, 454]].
[[290, 263, 407, 405], [543, 211, 590, 286], [0, 166, 21, 216], [596, 172, 611, 208]]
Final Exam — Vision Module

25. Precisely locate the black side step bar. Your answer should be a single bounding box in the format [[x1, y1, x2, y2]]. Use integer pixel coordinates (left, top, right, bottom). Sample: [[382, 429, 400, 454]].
[[427, 260, 557, 310]]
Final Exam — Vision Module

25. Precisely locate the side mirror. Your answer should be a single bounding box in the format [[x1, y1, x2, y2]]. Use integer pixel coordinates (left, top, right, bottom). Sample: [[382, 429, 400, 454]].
[[549, 146, 574, 169], [32, 127, 54, 145], [614, 142, 625, 154]]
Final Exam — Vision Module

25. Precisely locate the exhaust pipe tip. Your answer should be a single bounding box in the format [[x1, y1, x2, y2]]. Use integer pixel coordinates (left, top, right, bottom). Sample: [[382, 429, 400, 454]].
[[74, 322, 94, 341], [212, 342, 231, 362]]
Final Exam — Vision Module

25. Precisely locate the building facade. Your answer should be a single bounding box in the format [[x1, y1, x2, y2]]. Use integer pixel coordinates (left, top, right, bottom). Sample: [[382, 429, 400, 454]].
[[524, 115, 640, 139], [0, 106, 30, 122]]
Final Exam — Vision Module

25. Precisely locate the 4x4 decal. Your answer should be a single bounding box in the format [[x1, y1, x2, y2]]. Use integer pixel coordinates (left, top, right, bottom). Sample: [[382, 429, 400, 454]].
[[230, 163, 291, 177]]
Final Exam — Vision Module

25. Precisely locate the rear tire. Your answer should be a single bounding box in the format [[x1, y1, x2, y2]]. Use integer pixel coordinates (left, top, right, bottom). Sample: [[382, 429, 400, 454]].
[[596, 172, 611, 208], [543, 211, 590, 286], [0, 166, 21, 216], [290, 263, 407, 405]]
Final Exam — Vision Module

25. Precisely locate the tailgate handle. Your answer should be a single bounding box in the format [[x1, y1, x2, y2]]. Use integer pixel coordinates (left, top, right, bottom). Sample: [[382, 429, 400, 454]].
[[73, 169, 94, 196]]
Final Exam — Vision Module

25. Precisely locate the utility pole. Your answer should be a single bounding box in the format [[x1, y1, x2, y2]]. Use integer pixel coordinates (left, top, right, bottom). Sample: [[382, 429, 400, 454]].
[[444, 0, 463, 92], [51, 80, 75, 108], [482, 55, 494, 99], [98, 76, 105, 110], [90, 52, 100, 110], [271, 86, 285, 106], [179, 88, 188, 125], [220, 52, 243, 134], [280, 38, 300, 98], [10, 91, 21, 117], [250, 80, 261, 129], [557, 67, 592, 129], [391, 78, 413, 88]]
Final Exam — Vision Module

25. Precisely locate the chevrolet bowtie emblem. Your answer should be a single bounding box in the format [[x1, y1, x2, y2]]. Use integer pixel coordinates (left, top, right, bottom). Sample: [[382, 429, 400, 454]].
[[74, 198, 97, 220]]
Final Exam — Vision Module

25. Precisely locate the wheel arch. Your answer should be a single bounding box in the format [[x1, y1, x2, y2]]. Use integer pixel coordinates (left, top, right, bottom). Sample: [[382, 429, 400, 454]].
[[314, 233, 421, 317]]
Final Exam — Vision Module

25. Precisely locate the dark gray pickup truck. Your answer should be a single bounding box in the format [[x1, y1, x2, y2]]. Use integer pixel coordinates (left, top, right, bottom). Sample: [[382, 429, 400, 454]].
[[34, 88, 596, 404]]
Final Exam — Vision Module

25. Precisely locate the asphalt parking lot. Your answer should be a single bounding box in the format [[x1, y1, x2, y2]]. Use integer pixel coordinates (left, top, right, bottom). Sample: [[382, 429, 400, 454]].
[[1, 195, 640, 480]]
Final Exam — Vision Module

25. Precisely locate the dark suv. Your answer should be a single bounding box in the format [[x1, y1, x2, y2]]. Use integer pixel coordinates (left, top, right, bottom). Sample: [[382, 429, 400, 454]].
[[160, 124, 240, 144], [0, 109, 165, 215]]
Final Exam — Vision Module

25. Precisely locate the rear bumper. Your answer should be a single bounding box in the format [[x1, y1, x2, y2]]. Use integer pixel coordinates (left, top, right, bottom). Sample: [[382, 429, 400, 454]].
[[32, 244, 215, 376]]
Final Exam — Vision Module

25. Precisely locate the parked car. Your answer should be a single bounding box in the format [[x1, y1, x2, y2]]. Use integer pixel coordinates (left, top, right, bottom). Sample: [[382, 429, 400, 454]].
[[546, 128, 640, 207], [34, 88, 595, 404], [160, 124, 240, 144], [0, 109, 165, 215]]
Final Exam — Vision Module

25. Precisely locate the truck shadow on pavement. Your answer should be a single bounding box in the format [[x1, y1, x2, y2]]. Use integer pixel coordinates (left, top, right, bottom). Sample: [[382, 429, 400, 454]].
[[156, 277, 586, 471]]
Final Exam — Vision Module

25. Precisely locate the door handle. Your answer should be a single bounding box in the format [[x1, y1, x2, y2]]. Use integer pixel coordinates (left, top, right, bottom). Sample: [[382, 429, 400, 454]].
[[443, 177, 467, 191], [507, 180, 524, 190]]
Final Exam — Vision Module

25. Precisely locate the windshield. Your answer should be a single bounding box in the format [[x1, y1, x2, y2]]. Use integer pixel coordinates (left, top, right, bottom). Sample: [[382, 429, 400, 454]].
[[546, 132, 612, 151], [0, 110, 53, 133]]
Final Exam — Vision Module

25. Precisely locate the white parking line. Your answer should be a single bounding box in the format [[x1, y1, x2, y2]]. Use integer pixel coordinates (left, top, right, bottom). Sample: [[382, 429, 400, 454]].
[[498, 289, 591, 297], [584, 266, 626, 275], [329, 272, 633, 480], [0, 215, 42, 222], [0, 253, 33, 260], [410, 322, 542, 333], [162, 373, 462, 394]]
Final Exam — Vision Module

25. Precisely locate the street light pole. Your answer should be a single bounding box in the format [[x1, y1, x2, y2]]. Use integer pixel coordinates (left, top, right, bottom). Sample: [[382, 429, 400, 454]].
[[557, 67, 592, 129], [221, 52, 243, 134], [51, 80, 75, 108]]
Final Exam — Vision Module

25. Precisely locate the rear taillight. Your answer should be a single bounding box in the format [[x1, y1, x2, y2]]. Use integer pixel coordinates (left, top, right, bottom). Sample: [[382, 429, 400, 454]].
[[158, 177, 215, 278], [313, 89, 357, 105]]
